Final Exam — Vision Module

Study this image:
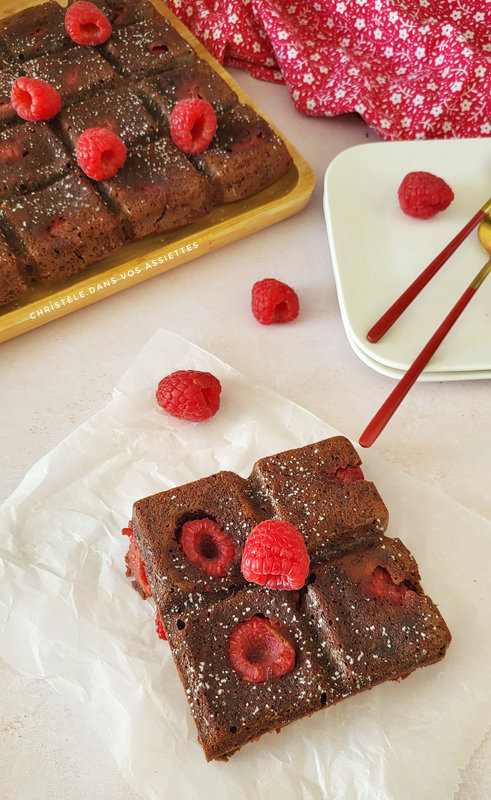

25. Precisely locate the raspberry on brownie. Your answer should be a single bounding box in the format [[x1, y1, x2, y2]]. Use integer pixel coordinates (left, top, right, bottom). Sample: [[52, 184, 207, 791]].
[[98, 136, 213, 240], [1, 172, 123, 284], [56, 88, 158, 153], [24, 46, 119, 107], [0, 228, 30, 306], [192, 103, 293, 203], [102, 17, 195, 80], [135, 58, 238, 127], [0, 1, 73, 64], [0, 121, 72, 200]]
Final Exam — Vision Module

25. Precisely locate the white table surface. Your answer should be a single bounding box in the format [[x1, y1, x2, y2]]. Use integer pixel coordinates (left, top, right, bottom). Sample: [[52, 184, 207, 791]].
[[0, 68, 489, 799]]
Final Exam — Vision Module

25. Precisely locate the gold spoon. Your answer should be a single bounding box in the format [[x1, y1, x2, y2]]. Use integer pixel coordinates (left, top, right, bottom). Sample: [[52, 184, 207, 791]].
[[359, 216, 491, 448]]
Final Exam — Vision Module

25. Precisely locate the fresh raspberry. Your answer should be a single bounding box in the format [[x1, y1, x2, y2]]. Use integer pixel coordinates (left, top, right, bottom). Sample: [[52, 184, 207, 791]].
[[76, 127, 127, 180], [251, 278, 299, 325], [228, 616, 296, 683], [398, 171, 454, 219], [241, 520, 310, 591], [155, 609, 167, 640], [65, 1, 112, 45], [11, 77, 61, 122], [169, 98, 217, 155], [122, 525, 152, 598], [366, 566, 412, 605], [156, 370, 221, 422], [180, 517, 235, 577]]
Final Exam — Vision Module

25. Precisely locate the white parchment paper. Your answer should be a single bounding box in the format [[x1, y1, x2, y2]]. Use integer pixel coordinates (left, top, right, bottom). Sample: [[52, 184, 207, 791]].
[[0, 329, 490, 800]]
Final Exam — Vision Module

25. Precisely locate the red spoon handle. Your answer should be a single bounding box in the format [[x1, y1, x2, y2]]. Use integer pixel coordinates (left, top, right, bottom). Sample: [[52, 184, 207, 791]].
[[366, 207, 487, 343], [359, 279, 485, 448]]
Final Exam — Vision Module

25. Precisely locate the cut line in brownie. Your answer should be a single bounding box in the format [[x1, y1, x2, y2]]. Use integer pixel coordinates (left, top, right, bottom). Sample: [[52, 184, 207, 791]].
[[0, 68, 23, 129], [125, 435, 451, 761], [135, 58, 239, 127], [0, 1, 73, 64], [24, 46, 120, 107], [98, 136, 213, 240], [0, 228, 30, 305], [56, 88, 158, 152], [0, 122, 72, 200], [1, 172, 123, 284], [192, 104, 293, 203], [102, 17, 195, 80]]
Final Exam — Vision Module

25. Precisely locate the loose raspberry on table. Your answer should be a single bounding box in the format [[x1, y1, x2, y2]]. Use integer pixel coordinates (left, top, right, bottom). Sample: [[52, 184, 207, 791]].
[[241, 520, 310, 591], [156, 370, 221, 422], [155, 609, 167, 640], [180, 517, 235, 577], [398, 171, 454, 219], [169, 98, 217, 155], [122, 524, 152, 598], [251, 278, 299, 325], [11, 76, 61, 122], [76, 126, 127, 180], [65, 1, 112, 45], [228, 616, 296, 683]]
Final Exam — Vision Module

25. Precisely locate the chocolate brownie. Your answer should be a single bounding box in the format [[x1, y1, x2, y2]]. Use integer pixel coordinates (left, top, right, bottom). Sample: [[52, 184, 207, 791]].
[[0, 1, 72, 63], [99, 136, 212, 240], [25, 46, 119, 107], [249, 436, 389, 562], [0, 229, 30, 306], [102, 17, 195, 80], [67, 0, 159, 27], [0, 68, 21, 129], [56, 88, 158, 152], [0, 46, 13, 72], [136, 58, 238, 126], [0, 122, 72, 200], [125, 436, 451, 761], [1, 173, 123, 284], [192, 104, 293, 203]]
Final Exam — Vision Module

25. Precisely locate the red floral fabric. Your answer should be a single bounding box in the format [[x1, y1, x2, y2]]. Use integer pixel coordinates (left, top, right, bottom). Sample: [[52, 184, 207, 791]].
[[165, 0, 491, 140]]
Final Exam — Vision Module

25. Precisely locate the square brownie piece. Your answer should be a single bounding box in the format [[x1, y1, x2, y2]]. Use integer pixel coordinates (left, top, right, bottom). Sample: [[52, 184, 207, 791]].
[[136, 58, 238, 126], [56, 88, 158, 152], [67, 0, 159, 27], [0, 68, 21, 129], [1, 173, 123, 284], [99, 136, 212, 240], [25, 47, 119, 107], [0, 1, 73, 64], [304, 536, 451, 691], [192, 103, 293, 203], [249, 436, 389, 562], [0, 122, 72, 200], [0, 229, 30, 306], [102, 17, 195, 80], [132, 471, 261, 609], [162, 585, 339, 761]]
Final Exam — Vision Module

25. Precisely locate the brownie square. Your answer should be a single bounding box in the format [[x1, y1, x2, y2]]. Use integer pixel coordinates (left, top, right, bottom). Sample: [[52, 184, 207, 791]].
[[1, 173, 123, 284], [0, 1, 72, 63], [133, 471, 260, 607], [192, 103, 293, 204], [162, 585, 338, 761], [249, 436, 389, 562], [25, 47, 119, 107], [67, 0, 159, 27], [136, 58, 238, 126], [0, 122, 72, 200], [56, 88, 158, 152], [102, 17, 195, 80], [0, 229, 30, 306], [99, 136, 212, 240], [0, 68, 21, 129], [304, 536, 451, 691]]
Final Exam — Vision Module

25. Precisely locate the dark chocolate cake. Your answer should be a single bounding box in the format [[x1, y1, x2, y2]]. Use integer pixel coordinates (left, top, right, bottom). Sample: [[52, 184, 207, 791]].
[[125, 435, 451, 761], [0, 0, 293, 307]]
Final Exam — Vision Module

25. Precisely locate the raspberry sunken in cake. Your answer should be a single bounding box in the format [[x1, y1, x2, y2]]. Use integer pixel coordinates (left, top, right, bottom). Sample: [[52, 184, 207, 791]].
[[124, 435, 451, 761], [0, 121, 73, 200], [0, 1, 73, 64]]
